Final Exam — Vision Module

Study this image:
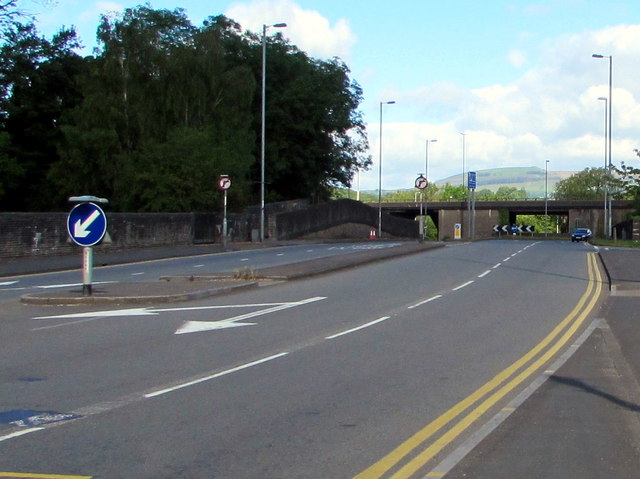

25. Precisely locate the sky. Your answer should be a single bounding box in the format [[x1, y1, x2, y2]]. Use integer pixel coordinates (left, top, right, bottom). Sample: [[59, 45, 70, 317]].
[[26, 0, 640, 191]]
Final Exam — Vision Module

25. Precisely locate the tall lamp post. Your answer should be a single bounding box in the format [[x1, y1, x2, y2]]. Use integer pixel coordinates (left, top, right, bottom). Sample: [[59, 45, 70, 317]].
[[377, 100, 395, 239], [545, 159, 549, 236], [460, 132, 466, 190], [425, 139, 437, 239], [260, 22, 287, 242], [593, 53, 612, 238], [598, 96, 608, 238]]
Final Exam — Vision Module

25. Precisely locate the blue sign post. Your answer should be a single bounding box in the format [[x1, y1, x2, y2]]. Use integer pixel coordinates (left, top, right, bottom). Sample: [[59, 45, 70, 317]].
[[468, 171, 477, 190], [67, 202, 108, 296]]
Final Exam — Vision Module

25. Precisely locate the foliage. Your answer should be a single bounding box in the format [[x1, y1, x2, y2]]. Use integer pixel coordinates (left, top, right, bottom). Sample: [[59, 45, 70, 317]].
[[0, 22, 83, 210], [0, 7, 370, 212], [554, 167, 623, 201], [617, 152, 640, 216]]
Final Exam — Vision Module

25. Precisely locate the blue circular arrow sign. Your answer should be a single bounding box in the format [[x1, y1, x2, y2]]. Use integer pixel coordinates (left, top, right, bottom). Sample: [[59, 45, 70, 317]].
[[67, 202, 107, 247]]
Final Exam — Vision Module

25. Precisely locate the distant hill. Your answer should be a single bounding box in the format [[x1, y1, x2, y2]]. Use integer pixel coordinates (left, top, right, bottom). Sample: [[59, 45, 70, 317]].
[[434, 166, 574, 198]]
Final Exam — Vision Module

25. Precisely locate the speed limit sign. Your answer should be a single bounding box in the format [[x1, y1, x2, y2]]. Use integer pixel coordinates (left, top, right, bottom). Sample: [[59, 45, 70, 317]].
[[217, 175, 231, 190]]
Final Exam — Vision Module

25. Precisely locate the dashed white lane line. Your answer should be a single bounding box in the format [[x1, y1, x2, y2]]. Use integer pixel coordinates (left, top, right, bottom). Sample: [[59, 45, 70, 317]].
[[452, 280, 474, 291], [503, 257, 511, 262], [145, 352, 289, 398], [492, 263, 502, 269], [478, 270, 492, 278], [408, 295, 443, 309], [325, 317, 390, 340]]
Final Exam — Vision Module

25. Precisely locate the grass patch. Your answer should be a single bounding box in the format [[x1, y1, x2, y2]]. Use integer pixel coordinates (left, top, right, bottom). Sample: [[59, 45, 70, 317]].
[[233, 267, 258, 280]]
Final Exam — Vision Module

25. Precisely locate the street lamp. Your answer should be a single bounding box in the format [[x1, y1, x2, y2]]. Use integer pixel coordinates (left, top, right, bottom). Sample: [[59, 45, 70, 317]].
[[460, 133, 467, 191], [425, 139, 437, 181], [545, 159, 549, 236], [424, 139, 437, 240], [593, 53, 613, 237], [598, 96, 608, 237], [377, 100, 395, 239], [260, 22, 287, 242]]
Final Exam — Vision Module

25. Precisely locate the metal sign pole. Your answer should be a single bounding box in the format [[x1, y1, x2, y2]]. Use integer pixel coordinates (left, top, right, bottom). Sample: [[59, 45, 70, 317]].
[[83, 246, 93, 296], [223, 189, 228, 247]]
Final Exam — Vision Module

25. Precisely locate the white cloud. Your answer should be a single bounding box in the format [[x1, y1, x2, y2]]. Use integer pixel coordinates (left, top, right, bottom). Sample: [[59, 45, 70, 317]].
[[507, 48, 527, 68], [226, 0, 356, 60], [359, 23, 640, 190]]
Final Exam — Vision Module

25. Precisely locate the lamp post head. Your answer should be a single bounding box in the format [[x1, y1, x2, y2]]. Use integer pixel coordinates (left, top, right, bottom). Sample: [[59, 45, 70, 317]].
[[598, 96, 607, 101], [273, 23, 287, 28], [592, 53, 604, 58]]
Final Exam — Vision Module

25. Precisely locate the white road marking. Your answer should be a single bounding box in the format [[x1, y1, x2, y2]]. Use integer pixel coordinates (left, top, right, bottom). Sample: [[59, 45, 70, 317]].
[[478, 270, 492, 278], [503, 257, 511, 262], [194, 264, 204, 268], [452, 281, 474, 291], [35, 280, 117, 289], [492, 263, 502, 269], [144, 352, 289, 398], [0, 427, 44, 442], [326, 317, 390, 340], [0, 281, 19, 286], [131, 272, 145, 276], [175, 297, 326, 334], [408, 295, 443, 309]]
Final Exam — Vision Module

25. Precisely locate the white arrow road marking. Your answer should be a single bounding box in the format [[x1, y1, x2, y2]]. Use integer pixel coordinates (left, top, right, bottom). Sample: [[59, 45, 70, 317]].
[[175, 296, 326, 334], [73, 209, 101, 238], [33, 297, 327, 335]]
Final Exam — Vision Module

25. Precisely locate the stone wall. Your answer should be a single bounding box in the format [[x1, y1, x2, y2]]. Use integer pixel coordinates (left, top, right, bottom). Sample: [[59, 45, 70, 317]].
[[0, 212, 220, 258], [275, 199, 418, 240]]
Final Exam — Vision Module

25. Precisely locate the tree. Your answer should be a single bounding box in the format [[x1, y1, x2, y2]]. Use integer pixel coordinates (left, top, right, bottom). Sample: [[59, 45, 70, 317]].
[[0, 22, 83, 210], [617, 153, 640, 216], [53, 9, 257, 212], [0, 0, 34, 34], [554, 167, 623, 201]]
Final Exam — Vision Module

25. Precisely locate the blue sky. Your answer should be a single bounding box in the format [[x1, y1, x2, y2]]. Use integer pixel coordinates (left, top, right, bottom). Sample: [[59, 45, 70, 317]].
[[29, 0, 640, 191]]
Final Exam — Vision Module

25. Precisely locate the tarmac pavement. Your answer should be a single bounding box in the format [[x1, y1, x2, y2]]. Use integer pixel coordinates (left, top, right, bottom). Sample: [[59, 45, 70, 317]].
[[3, 240, 640, 477], [10, 241, 443, 305]]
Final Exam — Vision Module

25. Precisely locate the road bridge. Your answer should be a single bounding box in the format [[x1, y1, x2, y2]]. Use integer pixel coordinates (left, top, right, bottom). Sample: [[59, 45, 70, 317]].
[[367, 200, 635, 241]]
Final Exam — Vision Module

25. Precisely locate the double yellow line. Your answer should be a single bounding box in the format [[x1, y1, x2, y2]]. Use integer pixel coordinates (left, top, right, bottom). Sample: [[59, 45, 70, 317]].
[[355, 252, 603, 479]]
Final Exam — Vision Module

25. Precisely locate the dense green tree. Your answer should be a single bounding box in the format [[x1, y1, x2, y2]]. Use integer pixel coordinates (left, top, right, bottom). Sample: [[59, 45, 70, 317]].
[[493, 186, 527, 200], [554, 167, 623, 201], [53, 9, 257, 211], [437, 184, 467, 201], [1, 6, 370, 212], [0, 22, 83, 210], [617, 154, 640, 216]]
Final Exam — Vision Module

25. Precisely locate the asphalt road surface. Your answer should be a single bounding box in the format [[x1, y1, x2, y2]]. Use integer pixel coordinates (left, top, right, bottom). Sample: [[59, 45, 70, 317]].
[[0, 241, 405, 303], [0, 240, 605, 478]]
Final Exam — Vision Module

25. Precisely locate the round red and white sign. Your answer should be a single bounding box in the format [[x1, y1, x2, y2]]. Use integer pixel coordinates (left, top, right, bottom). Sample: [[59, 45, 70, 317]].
[[415, 175, 428, 190], [217, 176, 232, 190]]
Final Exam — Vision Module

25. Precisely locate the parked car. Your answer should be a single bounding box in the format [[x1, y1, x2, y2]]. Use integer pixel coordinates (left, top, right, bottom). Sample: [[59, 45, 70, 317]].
[[571, 228, 592, 242]]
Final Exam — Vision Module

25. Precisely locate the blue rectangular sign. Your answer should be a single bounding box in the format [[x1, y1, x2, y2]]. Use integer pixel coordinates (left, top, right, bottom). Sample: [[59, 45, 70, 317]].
[[468, 171, 477, 190]]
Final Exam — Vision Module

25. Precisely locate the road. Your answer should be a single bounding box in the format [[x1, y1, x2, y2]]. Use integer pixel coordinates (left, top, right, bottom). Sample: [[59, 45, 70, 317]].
[[0, 240, 604, 478], [0, 241, 405, 303]]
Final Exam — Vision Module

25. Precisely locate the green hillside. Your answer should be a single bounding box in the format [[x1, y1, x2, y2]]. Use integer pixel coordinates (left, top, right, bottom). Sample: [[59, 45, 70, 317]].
[[434, 166, 574, 198]]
